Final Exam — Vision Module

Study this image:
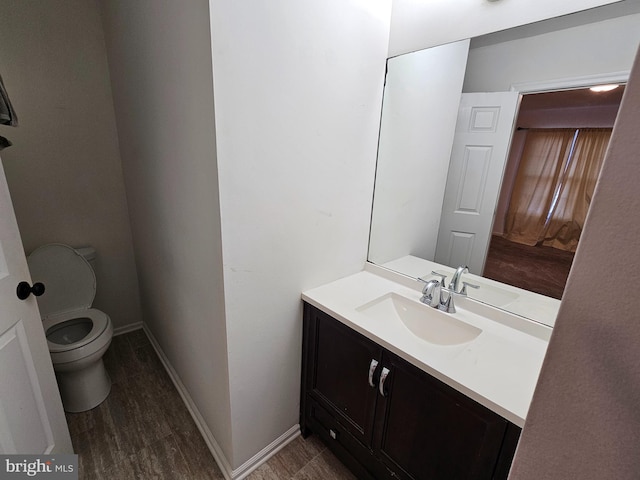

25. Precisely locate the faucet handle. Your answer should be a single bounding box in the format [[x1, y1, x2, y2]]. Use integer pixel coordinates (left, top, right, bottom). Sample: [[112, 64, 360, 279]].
[[461, 281, 479, 296], [429, 271, 448, 289], [418, 279, 441, 308], [416, 276, 433, 293]]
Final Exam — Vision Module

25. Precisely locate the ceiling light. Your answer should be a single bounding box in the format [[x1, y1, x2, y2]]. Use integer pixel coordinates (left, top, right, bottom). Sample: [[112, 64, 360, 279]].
[[590, 84, 619, 92]]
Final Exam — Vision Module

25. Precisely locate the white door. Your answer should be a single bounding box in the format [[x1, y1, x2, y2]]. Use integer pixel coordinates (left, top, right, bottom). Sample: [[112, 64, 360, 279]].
[[434, 92, 520, 275], [0, 156, 72, 454]]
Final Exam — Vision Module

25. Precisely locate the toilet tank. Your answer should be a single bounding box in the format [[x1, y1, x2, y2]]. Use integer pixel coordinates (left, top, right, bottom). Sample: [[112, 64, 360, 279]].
[[76, 246, 96, 268]]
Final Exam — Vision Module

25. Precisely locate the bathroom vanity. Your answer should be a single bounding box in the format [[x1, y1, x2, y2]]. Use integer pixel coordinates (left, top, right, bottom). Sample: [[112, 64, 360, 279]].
[[300, 264, 551, 480], [298, 5, 637, 478]]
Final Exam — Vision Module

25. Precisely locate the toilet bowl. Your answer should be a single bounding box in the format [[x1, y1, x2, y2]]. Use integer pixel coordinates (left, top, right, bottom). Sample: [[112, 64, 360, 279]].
[[27, 243, 113, 413]]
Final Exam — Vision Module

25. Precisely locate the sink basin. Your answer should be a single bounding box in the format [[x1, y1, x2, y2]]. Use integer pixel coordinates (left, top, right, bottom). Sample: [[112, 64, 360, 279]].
[[356, 293, 482, 345]]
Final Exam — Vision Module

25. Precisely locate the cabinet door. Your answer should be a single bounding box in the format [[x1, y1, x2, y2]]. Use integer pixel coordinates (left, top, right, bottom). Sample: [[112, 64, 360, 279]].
[[373, 351, 507, 480], [303, 304, 382, 447]]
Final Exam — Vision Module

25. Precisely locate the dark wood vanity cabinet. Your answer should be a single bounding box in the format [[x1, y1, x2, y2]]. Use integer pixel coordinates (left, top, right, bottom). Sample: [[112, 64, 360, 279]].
[[301, 302, 521, 480]]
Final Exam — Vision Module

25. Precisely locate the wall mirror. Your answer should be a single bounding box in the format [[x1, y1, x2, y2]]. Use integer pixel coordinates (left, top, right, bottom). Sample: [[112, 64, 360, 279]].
[[368, 2, 640, 326]]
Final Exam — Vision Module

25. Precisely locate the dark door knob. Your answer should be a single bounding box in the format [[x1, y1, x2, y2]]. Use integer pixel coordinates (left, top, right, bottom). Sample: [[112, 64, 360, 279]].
[[16, 281, 45, 300]]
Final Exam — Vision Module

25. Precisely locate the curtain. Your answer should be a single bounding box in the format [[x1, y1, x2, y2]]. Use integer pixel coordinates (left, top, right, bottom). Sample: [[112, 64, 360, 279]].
[[504, 129, 575, 247], [504, 128, 611, 252]]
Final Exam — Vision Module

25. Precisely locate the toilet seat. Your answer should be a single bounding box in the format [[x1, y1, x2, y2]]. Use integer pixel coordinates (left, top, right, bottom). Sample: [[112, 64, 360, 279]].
[[27, 243, 112, 360], [46, 310, 113, 368], [44, 308, 110, 353]]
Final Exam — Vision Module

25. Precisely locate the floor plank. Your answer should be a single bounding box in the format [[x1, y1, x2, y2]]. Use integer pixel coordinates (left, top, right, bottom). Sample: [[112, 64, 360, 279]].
[[66, 329, 347, 479]]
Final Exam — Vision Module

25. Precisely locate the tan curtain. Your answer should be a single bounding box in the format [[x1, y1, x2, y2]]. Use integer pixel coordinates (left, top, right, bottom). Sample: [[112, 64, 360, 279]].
[[504, 129, 575, 246], [542, 128, 611, 250], [504, 128, 611, 252]]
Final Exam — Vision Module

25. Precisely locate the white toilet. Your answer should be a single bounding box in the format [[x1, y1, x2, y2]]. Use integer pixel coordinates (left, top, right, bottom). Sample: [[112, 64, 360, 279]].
[[27, 243, 113, 413]]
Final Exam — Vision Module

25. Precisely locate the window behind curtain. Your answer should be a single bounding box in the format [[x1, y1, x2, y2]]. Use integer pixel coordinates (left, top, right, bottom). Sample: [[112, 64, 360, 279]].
[[503, 127, 612, 252]]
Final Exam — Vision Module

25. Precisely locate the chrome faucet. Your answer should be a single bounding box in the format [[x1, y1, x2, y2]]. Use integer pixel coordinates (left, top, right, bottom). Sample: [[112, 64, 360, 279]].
[[418, 266, 480, 314], [418, 278, 457, 313], [449, 265, 469, 294]]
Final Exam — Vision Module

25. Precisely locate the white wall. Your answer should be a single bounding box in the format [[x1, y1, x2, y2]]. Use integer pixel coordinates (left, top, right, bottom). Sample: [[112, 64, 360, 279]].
[[389, 0, 623, 57], [209, 0, 392, 468], [100, 0, 391, 473], [0, 0, 141, 330], [368, 40, 469, 265], [463, 12, 640, 92], [98, 0, 233, 464]]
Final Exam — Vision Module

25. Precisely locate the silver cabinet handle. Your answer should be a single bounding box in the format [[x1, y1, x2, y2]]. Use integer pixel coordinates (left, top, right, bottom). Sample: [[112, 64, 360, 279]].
[[379, 367, 390, 397], [368, 359, 379, 388]]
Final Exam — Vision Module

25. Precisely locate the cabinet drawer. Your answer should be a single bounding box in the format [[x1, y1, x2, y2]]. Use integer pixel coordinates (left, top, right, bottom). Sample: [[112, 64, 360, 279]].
[[306, 398, 389, 480]]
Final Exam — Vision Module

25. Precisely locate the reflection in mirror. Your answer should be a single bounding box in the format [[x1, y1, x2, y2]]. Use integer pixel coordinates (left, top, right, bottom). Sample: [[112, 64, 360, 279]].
[[368, 3, 640, 326], [483, 90, 622, 299]]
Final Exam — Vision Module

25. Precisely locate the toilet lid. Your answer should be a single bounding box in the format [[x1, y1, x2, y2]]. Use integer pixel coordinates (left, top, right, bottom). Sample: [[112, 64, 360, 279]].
[[27, 244, 96, 319]]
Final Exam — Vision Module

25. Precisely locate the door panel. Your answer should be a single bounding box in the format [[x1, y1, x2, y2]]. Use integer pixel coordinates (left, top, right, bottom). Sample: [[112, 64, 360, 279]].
[[308, 307, 382, 447], [456, 145, 492, 213], [374, 352, 507, 480], [0, 322, 54, 453], [435, 92, 520, 274], [0, 156, 71, 453]]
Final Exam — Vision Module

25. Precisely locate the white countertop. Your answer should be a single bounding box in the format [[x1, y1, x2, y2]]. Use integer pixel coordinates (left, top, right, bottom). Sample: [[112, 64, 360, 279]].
[[301, 263, 552, 427], [382, 255, 560, 328]]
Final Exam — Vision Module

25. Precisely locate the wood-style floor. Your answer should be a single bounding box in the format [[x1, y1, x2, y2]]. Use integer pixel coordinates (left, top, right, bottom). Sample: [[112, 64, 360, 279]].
[[66, 329, 354, 480], [483, 235, 575, 300]]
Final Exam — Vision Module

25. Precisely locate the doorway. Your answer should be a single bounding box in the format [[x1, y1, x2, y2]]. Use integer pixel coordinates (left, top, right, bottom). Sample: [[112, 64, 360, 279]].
[[484, 85, 624, 299]]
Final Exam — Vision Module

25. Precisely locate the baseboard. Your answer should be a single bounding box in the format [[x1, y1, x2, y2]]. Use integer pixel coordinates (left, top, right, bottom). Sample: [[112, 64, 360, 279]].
[[142, 324, 235, 478], [113, 322, 143, 336], [142, 323, 300, 479], [231, 425, 300, 479]]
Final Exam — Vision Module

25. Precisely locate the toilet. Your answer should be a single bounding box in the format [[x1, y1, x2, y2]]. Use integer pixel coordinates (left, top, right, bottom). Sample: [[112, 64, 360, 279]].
[[27, 243, 113, 413]]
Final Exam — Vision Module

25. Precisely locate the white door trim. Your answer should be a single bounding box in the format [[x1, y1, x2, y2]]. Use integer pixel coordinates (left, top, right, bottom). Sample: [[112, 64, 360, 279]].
[[510, 71, 630, 94]]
